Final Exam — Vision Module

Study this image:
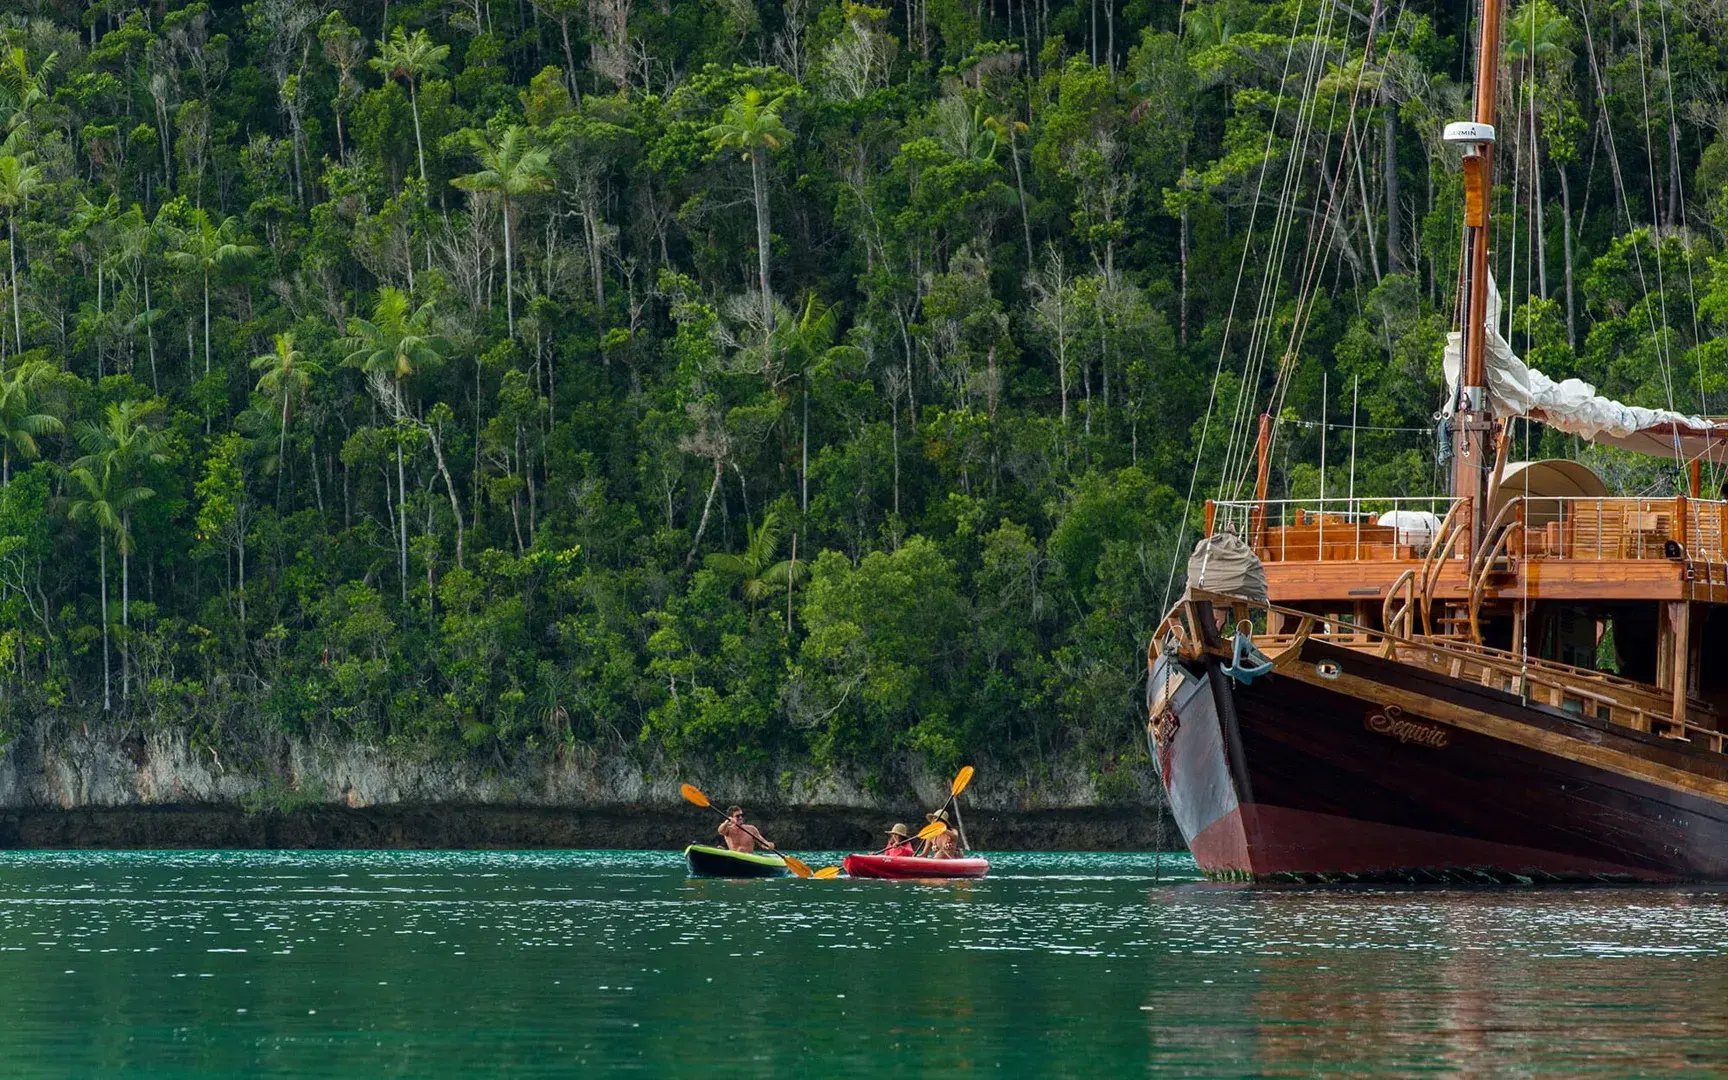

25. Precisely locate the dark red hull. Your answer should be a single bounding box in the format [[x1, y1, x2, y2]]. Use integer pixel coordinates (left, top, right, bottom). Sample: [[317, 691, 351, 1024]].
[[1151, 637, 1728, 883]]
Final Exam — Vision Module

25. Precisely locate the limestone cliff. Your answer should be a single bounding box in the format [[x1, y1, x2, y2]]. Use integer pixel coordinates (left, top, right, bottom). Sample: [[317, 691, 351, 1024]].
[[0, 724, 1171, 850]]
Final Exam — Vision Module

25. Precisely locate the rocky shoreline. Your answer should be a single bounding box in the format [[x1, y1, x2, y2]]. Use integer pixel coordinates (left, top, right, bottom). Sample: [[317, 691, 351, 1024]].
[[0, 725, 1175, 851], [0, 803, 1176, 851]]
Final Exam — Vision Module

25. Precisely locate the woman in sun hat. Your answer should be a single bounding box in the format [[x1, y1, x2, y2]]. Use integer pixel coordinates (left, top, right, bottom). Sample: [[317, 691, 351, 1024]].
[[882, 823, 915, 857], [920, 809, 961, 859]]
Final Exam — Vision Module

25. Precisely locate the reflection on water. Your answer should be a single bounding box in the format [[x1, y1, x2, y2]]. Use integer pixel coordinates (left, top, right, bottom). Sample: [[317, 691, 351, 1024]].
[[1, 850, 1727, 1075]]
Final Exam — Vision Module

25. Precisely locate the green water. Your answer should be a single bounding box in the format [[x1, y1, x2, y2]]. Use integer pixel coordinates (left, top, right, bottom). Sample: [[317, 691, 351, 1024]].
[[4, 851, 1728, 1076]]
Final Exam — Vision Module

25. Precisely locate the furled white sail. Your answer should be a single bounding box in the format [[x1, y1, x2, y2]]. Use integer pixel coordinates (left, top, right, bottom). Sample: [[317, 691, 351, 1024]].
[[1443, 278, 1728, 460]]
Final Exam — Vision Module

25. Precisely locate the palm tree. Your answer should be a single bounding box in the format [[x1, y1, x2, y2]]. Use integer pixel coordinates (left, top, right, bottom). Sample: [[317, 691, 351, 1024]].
[[165, 209, 258, 386], [370, 26, 450, 184], [343, 289, 453, 593], [705, 509, 807, 606], [342, 288, 449, 386], [252, 332, 325, 503], [770, 294, 864, 511], [116, 205, 164, 389], [0, 152, 42, 352], [0, 361, 61, 486], [702, 87, 794, 333], [74, 399, 169, 703], [319, 13, 367, 157], [984, 110, 1034, 270], [68, 457, 153, 713], [452, 126, 554, 338], [0, 45, 55, 137]]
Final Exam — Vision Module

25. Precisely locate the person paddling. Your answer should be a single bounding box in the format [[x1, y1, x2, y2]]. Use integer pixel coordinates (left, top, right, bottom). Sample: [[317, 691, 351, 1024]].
[[919, 810, 963, 859], [882, 823, 915, 857], [717, 805, 776, 854]]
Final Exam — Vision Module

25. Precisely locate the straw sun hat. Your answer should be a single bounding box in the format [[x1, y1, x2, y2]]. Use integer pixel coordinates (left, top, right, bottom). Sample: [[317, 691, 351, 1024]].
[[885, 823, 910, 838], [926, 809, 949, 824]]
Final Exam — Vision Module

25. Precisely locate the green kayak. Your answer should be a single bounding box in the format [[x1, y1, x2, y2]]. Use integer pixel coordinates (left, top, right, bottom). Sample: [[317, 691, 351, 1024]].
[[684, 844, 790, 878]]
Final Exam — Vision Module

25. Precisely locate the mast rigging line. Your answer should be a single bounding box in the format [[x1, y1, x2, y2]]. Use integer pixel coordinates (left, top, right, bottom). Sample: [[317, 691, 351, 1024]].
[[1158, 0, 1320, 615], [1652, 0, 1708, 422], [1258, 0, 1403, 491], [1575, 0, 1686, 465], [1629, 0, 1680, 431], [1221, 0, 1360, 500], [1217, 0, 1343, 502]]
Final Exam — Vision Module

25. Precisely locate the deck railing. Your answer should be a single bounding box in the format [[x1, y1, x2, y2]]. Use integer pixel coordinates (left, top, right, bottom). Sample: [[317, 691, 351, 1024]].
[[1214, 495, 1728, 567], [1210, 496, 1458, 564]]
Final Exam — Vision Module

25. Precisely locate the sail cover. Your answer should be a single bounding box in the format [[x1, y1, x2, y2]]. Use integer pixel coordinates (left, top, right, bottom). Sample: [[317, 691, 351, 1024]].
[[1443, 278, 1728, 461]]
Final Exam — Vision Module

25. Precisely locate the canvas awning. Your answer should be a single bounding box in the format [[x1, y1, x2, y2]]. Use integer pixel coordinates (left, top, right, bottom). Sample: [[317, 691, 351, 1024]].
[[1491, 459, 1609, 527]]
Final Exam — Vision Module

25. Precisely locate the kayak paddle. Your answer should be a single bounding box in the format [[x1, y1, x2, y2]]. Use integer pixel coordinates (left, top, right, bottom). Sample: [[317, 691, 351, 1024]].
[[940, 766, 974, 852], [680, 782, 813, 879], [814, 820, 948, 878]]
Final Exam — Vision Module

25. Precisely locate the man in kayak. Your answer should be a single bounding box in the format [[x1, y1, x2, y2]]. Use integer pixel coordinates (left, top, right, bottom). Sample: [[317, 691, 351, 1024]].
[[717, 806, 777, 854], [883, 823, 915, 856], [920, 810, 963, 859]]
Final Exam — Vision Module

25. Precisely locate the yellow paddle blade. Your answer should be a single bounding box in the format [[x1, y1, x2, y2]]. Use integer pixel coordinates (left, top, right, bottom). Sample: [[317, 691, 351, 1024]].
[[915, 820, 947, 841], [782, 855, 813, 879], [679, 783, 710, 809], [814, 866, 842, 879], [951, 765, 975, 797]]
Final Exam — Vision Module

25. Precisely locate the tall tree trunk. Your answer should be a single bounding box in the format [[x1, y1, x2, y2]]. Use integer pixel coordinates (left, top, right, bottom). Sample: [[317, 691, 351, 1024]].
[[1558, 162, 1577, 350], [121, 522, 130, 703], [396, 431, 409, 603], [278, 393, 290, 506], [890, 400, 900, 518], [410, 81, 427, 184], [1009, 131, 1033, 271], [426, 420, 466, 568], [1104, 0, 1113, 72], [144, 273, 159, 392], [751, 148, 773, 332], [687, 458, 724, 567], [1353, 136, 1382, 285], [1383, 102, 1402, 273], [202, 270, 213, 434], [99, 532, 110, 712], [310, 429, 324, 513], [1178, 206, 1189, 347], [1668, 110, 1681, 229], [560, 15, 579, 100], [1533, 135, 1548, 300], [8, 212, 20, 353], [203, 270, 212, 377], [502, 197, 515, 337]]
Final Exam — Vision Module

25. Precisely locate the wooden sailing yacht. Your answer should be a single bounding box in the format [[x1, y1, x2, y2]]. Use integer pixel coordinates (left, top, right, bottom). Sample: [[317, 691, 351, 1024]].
[[1147, 0, 1728, 881]]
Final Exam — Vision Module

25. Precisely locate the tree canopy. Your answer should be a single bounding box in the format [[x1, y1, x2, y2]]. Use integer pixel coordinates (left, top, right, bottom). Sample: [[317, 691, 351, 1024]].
[[0, 0, 1713, 787]]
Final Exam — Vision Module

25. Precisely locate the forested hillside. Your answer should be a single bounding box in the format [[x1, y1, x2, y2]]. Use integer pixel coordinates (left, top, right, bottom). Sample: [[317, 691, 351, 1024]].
[[0, 0, 1714, 785]]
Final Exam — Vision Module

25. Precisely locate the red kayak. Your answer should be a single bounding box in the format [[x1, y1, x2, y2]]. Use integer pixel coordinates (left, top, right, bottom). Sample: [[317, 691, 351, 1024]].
[[842, 853, 990, 879]]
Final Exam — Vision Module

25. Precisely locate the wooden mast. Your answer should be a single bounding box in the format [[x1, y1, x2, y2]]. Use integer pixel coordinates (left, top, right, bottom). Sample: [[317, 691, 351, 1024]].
[[1451, 0, 1506, 556]]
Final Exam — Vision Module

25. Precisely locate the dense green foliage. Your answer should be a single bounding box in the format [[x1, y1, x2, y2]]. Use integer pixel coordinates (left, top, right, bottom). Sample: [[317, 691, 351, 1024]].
[[0, 0, 1714, 779]]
